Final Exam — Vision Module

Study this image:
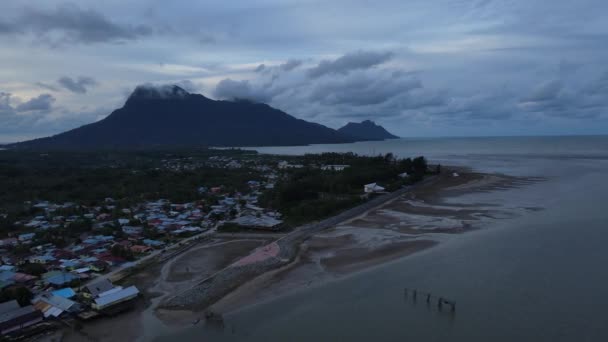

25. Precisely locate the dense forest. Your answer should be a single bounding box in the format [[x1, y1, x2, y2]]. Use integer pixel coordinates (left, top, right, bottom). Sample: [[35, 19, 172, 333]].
[[259, 152, 429, 225]]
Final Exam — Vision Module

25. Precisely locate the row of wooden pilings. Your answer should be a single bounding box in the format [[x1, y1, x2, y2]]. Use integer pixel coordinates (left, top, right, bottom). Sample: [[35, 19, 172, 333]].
[[404, 288, 456, 313]]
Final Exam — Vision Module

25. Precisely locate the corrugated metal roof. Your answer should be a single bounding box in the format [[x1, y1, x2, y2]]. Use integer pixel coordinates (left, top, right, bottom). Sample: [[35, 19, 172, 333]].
[[86, 278, 114, 297], [52, 288, 76, 299], [94, 286, 139, 309], [0, 304, 37, 324], [0, 300, 19, 314]]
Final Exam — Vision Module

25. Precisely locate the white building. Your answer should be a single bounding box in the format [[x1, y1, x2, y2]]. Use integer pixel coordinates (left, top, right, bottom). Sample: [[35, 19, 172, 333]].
[[364, 183, 385, 193], [321, 165, 350, 171]]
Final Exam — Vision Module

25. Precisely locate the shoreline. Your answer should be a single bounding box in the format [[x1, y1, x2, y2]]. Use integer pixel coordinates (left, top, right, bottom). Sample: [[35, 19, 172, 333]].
[[158, 169, 536, 318], [158, 175, 440, 312], [56, 168, 540, 341]]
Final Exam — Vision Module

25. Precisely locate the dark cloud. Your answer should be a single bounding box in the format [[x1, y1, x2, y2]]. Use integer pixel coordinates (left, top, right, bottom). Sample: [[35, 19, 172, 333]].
[[213, 78, 276, 103], [308, 51, 393, 78], [35, 82, 60, 92], [309, 71, 422, 106], [0, 91, 107, 140], [520, 80, 563, 103], [57, 76, 97, 94], [254, 64, 266, 72], [0, 92, 11, 111], [584, 71, 608, 95], [0, 3, 153, 45], [15, 94, 55, 112], [173, 80, 201, 93], [0, 20, 17, 34], [280, 59, 302, 72]]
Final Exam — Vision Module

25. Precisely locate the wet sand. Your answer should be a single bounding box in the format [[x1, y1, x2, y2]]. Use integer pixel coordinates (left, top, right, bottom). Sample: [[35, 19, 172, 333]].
[[60, 169, 541, 340], [60, 238, 271, 341], [207, 170, 540, 317]]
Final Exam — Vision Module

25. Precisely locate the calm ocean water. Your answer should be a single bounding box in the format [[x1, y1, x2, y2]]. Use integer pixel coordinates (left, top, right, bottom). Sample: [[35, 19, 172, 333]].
[[156, 135, 608, 342]]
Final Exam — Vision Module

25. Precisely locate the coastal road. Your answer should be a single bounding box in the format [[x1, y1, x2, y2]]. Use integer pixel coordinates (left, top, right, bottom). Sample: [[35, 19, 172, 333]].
[[281, 175, 437, 244], [86, 226, 218, 286], [162, 175, 439, 308]]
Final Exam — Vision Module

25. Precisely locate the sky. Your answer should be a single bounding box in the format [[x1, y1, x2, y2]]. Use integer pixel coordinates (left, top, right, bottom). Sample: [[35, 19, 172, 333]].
[[1, 0, 608, 143]]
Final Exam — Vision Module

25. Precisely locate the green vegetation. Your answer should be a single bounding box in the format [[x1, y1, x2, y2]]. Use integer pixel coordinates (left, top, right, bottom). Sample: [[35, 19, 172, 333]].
[[0, 149, 431, 234], [260, 153, 429, 225], [0, 149, 260, 218], [0, 286, 33, 306]]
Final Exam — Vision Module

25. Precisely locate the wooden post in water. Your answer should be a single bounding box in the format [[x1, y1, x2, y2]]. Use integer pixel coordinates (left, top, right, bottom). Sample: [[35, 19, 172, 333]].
[[413, 289, 417, 301], [451, 302, 456, 313], [426, 293, 431, 303], [404, 288, 407, 298], [438, 297, 443, 310]]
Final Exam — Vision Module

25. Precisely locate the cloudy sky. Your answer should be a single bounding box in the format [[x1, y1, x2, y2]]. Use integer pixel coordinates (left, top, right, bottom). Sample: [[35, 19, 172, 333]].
[[1, 0, 608, 142]]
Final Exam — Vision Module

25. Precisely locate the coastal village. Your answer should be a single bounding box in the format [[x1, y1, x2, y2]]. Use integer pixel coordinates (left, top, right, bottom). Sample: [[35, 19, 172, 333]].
[[0, 152, 407, 339]]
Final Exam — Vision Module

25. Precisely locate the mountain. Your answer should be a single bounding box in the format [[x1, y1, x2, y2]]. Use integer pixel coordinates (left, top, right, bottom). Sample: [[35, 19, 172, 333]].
[[337, 120, 399, 141], [12, 85, 357, 149]]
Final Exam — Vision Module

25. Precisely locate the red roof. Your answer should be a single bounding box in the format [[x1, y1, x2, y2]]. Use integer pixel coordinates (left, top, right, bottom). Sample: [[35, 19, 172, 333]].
[[130, 245, 151, 253]]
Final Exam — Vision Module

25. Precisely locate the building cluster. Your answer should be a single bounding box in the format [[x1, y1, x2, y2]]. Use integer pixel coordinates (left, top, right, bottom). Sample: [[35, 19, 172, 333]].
[[0, 156, 297, 337], [0, 154, 392, 337]]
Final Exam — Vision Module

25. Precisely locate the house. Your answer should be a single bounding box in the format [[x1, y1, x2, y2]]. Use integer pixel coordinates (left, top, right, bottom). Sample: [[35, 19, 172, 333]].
[[117, 219, 130, 226], [18, 233, 35, 242], [0, 238, 18, 247], [399, 172, 410, 178], [88, 261, 108, 272], [364, 183, 386, 193], [321, 165, 350, 171], [13, 273, 37, 284], [86, 278, 115, 298], [0, 265, 15, 272], [72, 267, 91, 274], [142, 239, 165, 248], [122, 226, 143, 235], [130, 245, 152, 254], [0, 300, 43, 335], [278, 161, 304, 169], [32, 294, 81, 318], [52, 288, 76, 299], [230, 215, 283, 229], [42, 271, 78, 287], [92, 285, 140, 311], [0, 271, 16, 288], [97, 254, 126, 267], [29, 255, 56, 264], [59, 259, 82, 270]]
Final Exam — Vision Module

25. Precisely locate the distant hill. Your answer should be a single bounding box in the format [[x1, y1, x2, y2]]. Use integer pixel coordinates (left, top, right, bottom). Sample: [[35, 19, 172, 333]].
[[11, 85, 357, 149], [337, 120, 399, 140]]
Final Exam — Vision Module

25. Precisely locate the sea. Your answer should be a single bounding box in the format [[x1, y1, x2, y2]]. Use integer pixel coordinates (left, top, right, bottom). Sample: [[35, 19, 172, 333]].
[[156, 135, 608, 342]]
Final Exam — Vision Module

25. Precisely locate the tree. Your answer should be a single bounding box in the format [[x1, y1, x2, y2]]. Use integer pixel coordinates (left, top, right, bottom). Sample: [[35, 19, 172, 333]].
[[0, 287, 33, 306], [21, 262, 47, 277], [412, 156, 428, 178], [111, 244, 134, 261]]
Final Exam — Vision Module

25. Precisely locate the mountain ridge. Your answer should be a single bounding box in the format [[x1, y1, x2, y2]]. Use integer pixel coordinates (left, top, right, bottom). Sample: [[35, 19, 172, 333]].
[[11, 85, 359, 149], [337, 120, 399, 140]]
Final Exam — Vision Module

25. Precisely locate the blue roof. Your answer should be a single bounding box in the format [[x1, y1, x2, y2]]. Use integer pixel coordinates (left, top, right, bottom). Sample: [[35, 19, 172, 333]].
[[61, 260, 80, 267], [94, 286, 139, 309], [46, 273, 77, 285], [52, 288, 76, 299], [143, 239, 164, 246], [0, 271, 15, 282]]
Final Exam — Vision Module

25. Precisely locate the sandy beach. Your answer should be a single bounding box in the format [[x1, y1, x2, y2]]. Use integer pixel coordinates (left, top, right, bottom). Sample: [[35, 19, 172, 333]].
[[48, 169, 540, 341]]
